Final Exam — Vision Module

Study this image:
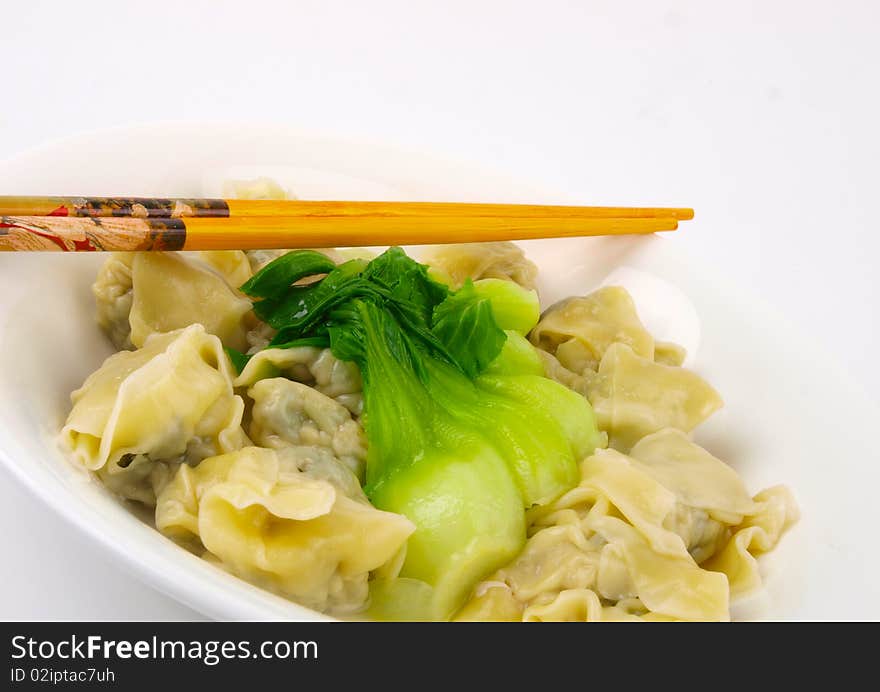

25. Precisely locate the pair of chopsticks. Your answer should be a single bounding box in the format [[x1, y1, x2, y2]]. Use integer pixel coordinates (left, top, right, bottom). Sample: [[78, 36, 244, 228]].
[[0, 196, 693, 252]]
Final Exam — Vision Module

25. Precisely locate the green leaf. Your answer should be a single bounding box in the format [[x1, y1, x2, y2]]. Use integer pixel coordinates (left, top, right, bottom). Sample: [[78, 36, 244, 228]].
[[224, 346, 251, 375], [484, 331, 545, 376], [256, 258, 370, 329], [471, 278, 540, 335], [431, 280, 507, 378], [363, 246, 448, 325], [239, 250, 336, 299]]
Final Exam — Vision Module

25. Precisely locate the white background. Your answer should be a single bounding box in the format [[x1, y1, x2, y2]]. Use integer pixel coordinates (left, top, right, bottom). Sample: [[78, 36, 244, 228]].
[[1, 0, 877, 619]]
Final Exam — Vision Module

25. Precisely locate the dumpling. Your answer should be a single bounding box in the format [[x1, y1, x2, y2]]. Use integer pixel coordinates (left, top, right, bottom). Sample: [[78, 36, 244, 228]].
[[93, 252, 136, 349], [60, 324, 248, 505], [654, 341, 687, 367], [702, 485, 798, 597], [247, 378, 367, 479], [128, 253, 253, 351], [627, 429, 799, 596], [536, 349, 594, 399], [571, 447, 736, 565], [530, 287, 655, 374], [277, 444, 365, 501], [519, 590, 673, 623], [155, 446, 414, 614], [421, 241, 538, 290], [93, 251, 254, 351], [461, 494, 730, 621], [460, 437, 797, 622], [222, 176, 292, 200], [234, 345, 363, 415], [628, 429, 760, 524], [588, 343, 723, 451], [194, 250, 253, 288]]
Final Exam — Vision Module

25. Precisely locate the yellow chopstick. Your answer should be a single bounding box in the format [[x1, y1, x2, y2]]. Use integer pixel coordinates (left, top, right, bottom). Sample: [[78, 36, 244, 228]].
[[0, 199, 691, 252], [0, 195, 693, 221]]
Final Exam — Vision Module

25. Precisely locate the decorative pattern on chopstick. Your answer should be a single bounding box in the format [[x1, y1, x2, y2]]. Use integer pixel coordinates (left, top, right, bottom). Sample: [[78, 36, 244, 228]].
[[0, 196, 230, 218], [0, 216, 186, 251]]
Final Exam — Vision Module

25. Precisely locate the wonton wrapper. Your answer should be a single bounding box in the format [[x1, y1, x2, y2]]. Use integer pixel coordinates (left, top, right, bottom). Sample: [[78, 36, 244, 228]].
[[248, 378, 367, 480], [537, 350, 595, 399], [702, 485, 799, 597], [530, 287, 655, 374], [421, 241, 538, 291], [654, 341, 687, 367], [61, 324, 247, 505], [222, 176, 291, 201], [155, 446, 414, 613], [459, 435, 798, 622], [94, 251, 254, 351], [129, 253, 253, 351], [629, 429, 759, 524], [235, 345, 363, 415], [93, 253, 136, 350], [195, 250, 253, 287], [588, 343, 723, 451]]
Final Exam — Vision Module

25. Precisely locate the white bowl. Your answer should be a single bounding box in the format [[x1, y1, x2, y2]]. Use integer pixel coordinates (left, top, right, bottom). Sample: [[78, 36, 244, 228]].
[[1, 123, 877, 620]]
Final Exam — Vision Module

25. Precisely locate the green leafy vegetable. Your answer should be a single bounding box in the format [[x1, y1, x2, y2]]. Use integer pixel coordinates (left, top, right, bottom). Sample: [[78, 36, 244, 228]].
[[432, 281, 507, 378], [239, 249, 336, 299], [241, 247, 602, 619], [483, 331, 545, 377], [224, 346, 251, 375], [256, 257, 370, 329], [471, 278, 540, 335]]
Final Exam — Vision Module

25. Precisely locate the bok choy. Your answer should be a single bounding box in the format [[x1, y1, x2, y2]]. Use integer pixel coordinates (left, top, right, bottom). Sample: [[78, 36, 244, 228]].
[[239, 247, 602, 619]]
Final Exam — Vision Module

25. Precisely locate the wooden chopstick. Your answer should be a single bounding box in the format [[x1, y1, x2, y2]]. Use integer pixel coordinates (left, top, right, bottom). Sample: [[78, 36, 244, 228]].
[[0, 199, 691, 252], [0, 196, 694, 221]]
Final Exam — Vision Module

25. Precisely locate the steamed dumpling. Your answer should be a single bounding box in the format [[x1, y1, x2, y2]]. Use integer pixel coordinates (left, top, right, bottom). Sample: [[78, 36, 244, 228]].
[[222, 176, 291, 200], [536, 350, 594, 399], [235, 345, 363, 415], [459, 434, 797, 622], [61, 324, 247, 505], [654, 341, 687, 367], [93, 253, 136, 349], [155, 445, 414, 614], [588, 343, 723, 451], [628, 430, 798, 596], [530, 286, 713, 453], [195, 250, 253, 287], [128, 252, 253, 351], [247, 378, 367, 479], [629, 429, 760, 524], [459, 455, 731, 621], [94, 251, 254, 351], [421, 241, 538, 291], [530, 287, 655, 374]]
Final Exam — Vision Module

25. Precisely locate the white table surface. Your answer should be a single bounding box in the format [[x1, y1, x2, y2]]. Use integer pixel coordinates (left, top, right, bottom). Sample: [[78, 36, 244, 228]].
[[1, 0, 877, 620]]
